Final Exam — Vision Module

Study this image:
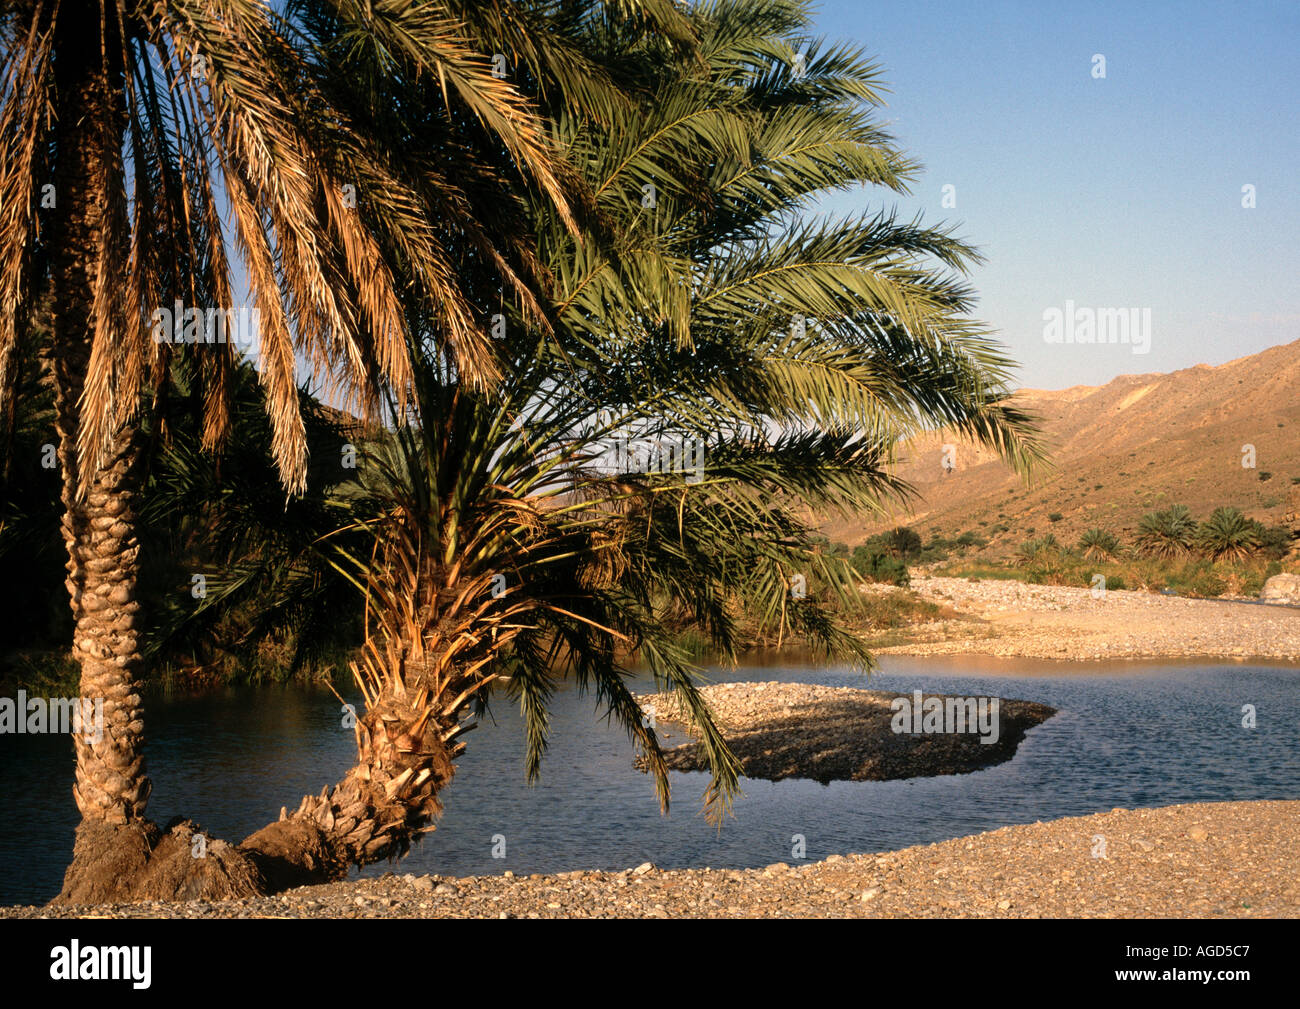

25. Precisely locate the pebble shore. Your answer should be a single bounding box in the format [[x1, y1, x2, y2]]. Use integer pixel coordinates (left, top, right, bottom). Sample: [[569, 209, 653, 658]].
[[633, 681, 1055, 782], [876, 576, 1300, 662], [5, 801, 1294, 918]]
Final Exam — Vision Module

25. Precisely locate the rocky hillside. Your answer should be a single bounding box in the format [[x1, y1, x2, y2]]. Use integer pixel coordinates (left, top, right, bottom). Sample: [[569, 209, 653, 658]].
[[828, 338, 1300, 557]]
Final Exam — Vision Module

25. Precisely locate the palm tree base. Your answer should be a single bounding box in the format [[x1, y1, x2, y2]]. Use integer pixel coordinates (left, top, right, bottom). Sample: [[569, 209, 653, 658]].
[[52, 693, 458, 904], [54, 819, 266, 904]]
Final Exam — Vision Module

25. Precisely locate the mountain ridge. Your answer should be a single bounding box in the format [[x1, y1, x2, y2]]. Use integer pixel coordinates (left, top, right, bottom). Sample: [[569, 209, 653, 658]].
[[829, 337, 1300, 555]]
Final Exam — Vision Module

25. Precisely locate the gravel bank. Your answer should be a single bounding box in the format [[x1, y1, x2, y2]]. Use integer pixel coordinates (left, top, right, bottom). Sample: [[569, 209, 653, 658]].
[[876, 576, 1300, 662], [5, 801, 1294, 918], [633, 681, 1055, 783]]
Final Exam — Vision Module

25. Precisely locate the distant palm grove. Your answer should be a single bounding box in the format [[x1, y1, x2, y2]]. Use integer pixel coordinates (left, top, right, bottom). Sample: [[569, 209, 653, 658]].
[[0, 0, 1044, 901]]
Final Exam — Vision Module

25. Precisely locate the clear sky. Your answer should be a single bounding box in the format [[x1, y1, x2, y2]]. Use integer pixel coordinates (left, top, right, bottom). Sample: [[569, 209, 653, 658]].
[[808, 0, 1299, 390]]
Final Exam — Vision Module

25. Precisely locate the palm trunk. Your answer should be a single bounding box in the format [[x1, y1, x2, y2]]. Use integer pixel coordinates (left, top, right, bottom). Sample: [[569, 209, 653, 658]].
[[47, 15, 150, 828], [241, 687, 461, 891]]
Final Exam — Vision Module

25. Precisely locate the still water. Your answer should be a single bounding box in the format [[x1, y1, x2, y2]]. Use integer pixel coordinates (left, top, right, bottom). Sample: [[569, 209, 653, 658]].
[[2, 656, 1297, 905]]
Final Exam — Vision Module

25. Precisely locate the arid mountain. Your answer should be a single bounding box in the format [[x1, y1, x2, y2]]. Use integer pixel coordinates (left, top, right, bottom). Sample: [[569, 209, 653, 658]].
[[826, 338, 1300, 557]]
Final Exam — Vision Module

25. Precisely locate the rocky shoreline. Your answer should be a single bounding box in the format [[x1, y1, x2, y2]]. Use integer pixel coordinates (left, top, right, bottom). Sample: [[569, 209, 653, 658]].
[[4, 801, 1294, 918], [633, 681, 1056, 783], [874, 576, 1300, 662]]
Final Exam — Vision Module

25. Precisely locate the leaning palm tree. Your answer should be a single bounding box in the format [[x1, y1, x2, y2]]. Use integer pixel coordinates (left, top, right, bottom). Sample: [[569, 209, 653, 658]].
[[0, 0, 690, 902], [1195, 507, 1261, 562], [233, 0, 1049, 893], [1136, 504, 1196, 558]]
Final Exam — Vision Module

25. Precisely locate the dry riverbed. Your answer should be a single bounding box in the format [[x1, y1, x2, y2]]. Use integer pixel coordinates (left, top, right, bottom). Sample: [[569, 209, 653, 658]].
[[5, 801, 1295, 918], [873, 576, 1300, 662], [633, 681, 1055, 783]]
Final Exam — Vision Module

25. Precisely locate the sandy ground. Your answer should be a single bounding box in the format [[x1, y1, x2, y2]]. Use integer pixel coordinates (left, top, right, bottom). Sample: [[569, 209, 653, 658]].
[[875, 576, 1300, 662], [4, 801, 1294, 918]]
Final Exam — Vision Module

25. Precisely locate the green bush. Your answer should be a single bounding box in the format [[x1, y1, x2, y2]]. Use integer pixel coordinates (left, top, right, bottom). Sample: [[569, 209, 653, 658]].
[[1257, 524, 1295, 560], [862, 526, 922, 559], [850, 547, 910, 587], [1166, 559, 1227, 597]]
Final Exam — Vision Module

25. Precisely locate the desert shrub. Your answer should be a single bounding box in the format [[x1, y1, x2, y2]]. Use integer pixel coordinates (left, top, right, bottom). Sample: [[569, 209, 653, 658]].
[[1016, 534, 1060, 565], [851, 547, 910, 587], [1256, 524, 1294, 560], [1048, 512, 1063, 522], [862, 526, 923, 559], [1166, 559, 1227, 597]]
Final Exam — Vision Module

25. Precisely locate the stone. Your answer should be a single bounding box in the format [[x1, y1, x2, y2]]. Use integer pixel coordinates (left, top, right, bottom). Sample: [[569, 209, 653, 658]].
[[859, 888, 881, 902], [1260, 573, 1300, 605], [632, 862, 655, 876], [1188, 826, 1208, 842]]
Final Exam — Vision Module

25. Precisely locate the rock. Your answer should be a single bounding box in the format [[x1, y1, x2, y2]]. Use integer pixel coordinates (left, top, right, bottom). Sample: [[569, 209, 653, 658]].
[[1260, 573, 1300, 605], [1188, 826, 1208, 842], [859, 888, 881, 902], [411, 876, 435, 892], [632, 862, 655, 876], [434, 883, 459, 897], [996, 899, 1012, 910]]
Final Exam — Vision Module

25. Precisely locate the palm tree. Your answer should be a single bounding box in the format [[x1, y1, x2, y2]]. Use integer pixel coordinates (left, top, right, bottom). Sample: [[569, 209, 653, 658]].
[[0, 0, 672, 902], [1078, 527, 1121, 562], [1136, 504, 1196, 558], [1195, 507, 1261, 562], [1017, 534, 1060, 565], [11, 0, 1045, 903], [236, 0, 1047, 890]]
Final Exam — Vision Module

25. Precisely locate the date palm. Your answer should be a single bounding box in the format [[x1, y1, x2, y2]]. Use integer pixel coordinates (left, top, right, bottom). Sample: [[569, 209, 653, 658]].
[[0, 0, 670, 901], [1136, 504, 1196, 558], [1078, 527, 1121, 562], [1195, 507, 1260, 562], [244, 0, 1047, 882], [9, 0, 1045, 903]]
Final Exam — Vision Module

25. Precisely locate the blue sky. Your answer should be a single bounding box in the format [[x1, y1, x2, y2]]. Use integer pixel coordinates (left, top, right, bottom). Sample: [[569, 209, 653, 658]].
[[808, 0, 1300, 389]]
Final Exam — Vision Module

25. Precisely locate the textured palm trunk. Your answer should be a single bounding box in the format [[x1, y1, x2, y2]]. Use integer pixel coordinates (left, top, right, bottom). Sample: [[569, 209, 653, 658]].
[[241, 686, 463, 891], [55, 639, 478, 903], [47, 15, 151, 828]]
